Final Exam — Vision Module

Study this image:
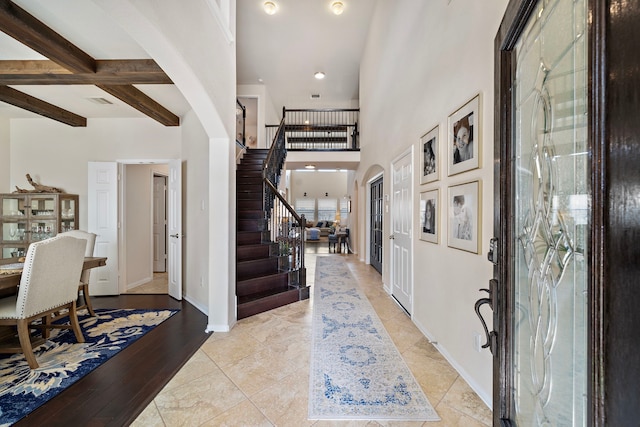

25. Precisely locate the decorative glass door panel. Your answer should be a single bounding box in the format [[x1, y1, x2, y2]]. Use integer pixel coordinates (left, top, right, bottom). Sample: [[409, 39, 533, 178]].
[[512, 0, 588, 424]]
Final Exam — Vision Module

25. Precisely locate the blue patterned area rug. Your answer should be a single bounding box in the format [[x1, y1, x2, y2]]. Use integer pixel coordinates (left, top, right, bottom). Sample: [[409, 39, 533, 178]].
[[309, 257, 439, 421], [0, 308, 178, 426]]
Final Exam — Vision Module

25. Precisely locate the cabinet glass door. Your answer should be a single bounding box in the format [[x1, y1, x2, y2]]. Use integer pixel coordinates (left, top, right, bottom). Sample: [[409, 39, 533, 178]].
[[1, 195, 28, 217], [60, 196, 77, 232]]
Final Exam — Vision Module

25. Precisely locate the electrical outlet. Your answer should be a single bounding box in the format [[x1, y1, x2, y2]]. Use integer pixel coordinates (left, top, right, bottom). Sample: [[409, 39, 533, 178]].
[[473, 332, 482, 352]]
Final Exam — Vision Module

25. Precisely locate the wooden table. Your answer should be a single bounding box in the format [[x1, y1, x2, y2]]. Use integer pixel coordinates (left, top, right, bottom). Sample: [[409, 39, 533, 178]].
[[0, 256, 107, 295]]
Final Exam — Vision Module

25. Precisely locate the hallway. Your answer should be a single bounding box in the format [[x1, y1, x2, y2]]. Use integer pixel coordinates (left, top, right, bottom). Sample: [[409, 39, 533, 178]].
[[133, 252, 492, 426]]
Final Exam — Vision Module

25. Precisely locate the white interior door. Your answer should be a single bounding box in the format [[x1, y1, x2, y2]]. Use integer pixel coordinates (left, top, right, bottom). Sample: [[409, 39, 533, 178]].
[[87, 161, 119, 295], [167, 159, 182, 300], [391, 149, 413, 313], [153, 175, 167, 272]]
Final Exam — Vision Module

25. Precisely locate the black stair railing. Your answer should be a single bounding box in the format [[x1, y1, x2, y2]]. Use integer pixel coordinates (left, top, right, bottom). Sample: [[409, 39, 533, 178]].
[[266, 107, 360, 151], [263, 118, 286, 216], [262, 118, 306, 286]]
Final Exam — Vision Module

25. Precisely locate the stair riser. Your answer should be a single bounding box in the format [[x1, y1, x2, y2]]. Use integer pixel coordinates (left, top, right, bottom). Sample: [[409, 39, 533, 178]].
[[237, 232, 262, 245], [237, 210, 264, 220], [237, 192, 262, 201], [237, 220, 266, 232], [237, 289, 301, 319], [237, 184, 262, 193], [237, 200, 262, 210], [237, 258, 279, 281], [237, 177, 262, 185], [236, 164, 263, 171], [237, 244, 272, 262], [236, 273, 289, 297]]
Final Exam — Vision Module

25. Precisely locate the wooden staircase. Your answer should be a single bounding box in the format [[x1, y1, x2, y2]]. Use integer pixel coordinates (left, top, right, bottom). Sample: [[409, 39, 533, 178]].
[[236, 148, 306, 319]]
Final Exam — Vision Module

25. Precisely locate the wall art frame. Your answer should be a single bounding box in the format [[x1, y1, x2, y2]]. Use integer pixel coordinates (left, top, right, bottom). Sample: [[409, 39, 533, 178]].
[[448, 93, 481, 176], [447, 180, 481, 253], [419, 125, 439, 184], [419, 188, 439, 243]]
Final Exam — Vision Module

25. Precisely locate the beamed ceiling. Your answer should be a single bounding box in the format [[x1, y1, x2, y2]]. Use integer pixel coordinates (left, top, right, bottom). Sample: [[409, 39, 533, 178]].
[[0, 0, 180, 127]]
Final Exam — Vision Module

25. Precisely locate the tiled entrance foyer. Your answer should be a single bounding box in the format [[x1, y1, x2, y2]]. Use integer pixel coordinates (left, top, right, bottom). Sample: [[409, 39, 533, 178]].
[[133, 252, 492, 426]]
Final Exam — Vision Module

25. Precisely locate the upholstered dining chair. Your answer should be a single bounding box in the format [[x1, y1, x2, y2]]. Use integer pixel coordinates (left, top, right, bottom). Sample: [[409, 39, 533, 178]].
[[59, 230, 97, 316], [0, 235, 87, 369]]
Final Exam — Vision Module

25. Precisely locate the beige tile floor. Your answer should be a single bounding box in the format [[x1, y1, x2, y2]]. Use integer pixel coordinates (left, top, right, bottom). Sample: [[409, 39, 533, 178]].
[[126, 272, 169, 294], [132, 251, 492, 426]]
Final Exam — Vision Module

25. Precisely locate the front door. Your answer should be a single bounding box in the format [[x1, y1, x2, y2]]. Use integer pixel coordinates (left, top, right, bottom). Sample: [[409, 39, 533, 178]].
[[391, 149, 412, 313], [487, 0, 591, 424]]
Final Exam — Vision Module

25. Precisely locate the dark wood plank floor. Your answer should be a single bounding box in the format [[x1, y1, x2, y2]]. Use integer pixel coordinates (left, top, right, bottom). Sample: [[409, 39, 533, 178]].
[[15, 295, 210, 427]]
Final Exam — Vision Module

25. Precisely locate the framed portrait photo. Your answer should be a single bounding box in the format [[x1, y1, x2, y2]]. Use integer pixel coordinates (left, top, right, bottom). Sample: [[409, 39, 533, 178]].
[[447, 180, 481, 253], [448, 93, 481, 176], [419, 125, 439, 184], [419, 189, 439, 243]]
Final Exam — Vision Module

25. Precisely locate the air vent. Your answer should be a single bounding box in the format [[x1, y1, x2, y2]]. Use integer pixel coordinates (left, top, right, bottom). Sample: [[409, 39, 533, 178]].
[[87, 97, 113, 105], [311, 94, 321, 99]]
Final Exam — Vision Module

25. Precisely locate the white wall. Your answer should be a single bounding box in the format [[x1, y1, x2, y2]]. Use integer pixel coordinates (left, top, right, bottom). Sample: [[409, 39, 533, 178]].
[[290, 170, 348, 201], [181, 109, 210, 313], [358, 0, 509, 406], [94, 0, 237, 331], [8, 113, 213, 315], [9, 118, 180, 230], [237, 84, 280, 148]]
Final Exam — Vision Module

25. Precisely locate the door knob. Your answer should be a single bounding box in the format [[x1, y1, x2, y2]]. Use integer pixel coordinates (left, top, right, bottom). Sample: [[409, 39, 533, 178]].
[[170, 233, 181, 238], [389, 234, 395, 239]]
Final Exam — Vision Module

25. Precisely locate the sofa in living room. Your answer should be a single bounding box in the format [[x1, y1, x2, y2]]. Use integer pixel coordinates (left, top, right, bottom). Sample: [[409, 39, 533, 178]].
[[305, 220, 336, 241]]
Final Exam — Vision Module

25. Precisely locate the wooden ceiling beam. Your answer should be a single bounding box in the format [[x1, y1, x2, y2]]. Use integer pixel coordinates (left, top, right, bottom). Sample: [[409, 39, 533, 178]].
[[0, 85, 86, 127], [0, 60, 174, 84], [0, 1, 179, 126], [0, 0, 95, 73], [97, 84, 179, 127]]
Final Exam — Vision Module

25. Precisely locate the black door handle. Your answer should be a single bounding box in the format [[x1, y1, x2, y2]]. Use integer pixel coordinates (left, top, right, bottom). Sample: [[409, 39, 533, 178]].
[[474, 280, 497, 354]]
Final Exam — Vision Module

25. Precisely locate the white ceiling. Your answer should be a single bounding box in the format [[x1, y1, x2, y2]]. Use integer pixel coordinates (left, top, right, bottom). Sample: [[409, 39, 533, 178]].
[[236, 0, 376, 111], [0, 0, 375, 125]]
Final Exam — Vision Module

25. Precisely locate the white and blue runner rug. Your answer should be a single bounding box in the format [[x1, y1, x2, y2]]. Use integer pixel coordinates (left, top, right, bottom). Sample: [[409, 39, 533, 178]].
[[309, 257, 439, 421]]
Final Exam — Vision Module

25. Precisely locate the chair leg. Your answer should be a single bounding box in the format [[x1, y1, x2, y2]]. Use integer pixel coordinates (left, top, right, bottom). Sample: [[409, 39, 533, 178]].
[[43, 315, 51, 339], [81, 283, 96, 316], [17, 319, 38, 369], [68, 302, 85, 343]]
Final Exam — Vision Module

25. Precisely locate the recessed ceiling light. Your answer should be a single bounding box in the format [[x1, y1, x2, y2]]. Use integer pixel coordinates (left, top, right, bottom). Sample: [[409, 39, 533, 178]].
[[305, 164, 316, 169], [257, 78, 264, 83], [331, 1, 344, 15], [263, 1, 277, 15], [314, 71, 325, 80]]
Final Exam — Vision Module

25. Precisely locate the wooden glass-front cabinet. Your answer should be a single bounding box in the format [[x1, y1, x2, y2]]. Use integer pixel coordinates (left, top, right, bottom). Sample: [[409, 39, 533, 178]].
[[0, 193, 79, 259]]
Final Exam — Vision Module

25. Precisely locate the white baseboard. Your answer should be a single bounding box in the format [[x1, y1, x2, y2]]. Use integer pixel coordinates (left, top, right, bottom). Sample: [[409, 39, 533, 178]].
[[206, 323, 231, 332], [412, 317, 493, 409], [126, 276, 152, 291]]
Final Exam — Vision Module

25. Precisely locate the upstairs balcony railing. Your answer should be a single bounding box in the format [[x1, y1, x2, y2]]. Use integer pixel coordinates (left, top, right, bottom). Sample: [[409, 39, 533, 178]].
[[266, 107, 359, 151]]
